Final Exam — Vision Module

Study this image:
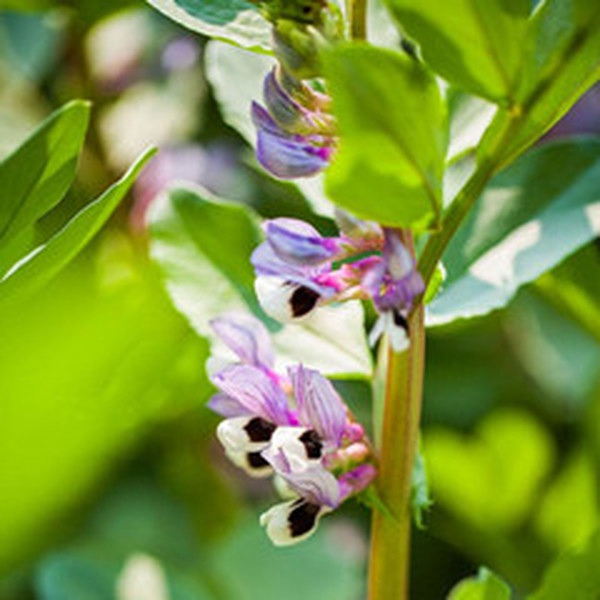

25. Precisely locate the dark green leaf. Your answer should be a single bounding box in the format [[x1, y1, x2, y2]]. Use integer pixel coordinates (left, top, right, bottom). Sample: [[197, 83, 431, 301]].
[[385, 0, 531, 102], [324, 43, 446, 229], [427, 139, 600, 326], [448, 567, 512, 600], [146, 0, 272, 51], [149, 185, 372, 376], [480, 0, 600, 167], [0, 148, 155, 306]]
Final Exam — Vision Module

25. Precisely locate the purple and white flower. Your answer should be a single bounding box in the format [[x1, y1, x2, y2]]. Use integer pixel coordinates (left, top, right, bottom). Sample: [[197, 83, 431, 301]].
[[251, 216, 424, 351], [208, 313, 375, 545]]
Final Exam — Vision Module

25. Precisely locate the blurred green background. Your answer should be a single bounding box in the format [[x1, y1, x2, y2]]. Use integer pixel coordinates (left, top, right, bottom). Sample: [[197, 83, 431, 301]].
[[0, 1, 599, 599]]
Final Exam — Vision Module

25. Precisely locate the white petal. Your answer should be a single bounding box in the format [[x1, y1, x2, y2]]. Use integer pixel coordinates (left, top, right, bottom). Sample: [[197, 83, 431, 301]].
[[260, 499, 325, 546], [216, 416, 273, 453], [262, 426, 322, 474]]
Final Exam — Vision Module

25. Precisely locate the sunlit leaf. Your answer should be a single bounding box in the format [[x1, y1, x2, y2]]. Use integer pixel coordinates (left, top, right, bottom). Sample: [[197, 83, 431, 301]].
[[448, 567, 511, 600], [324, 43, 446, 229], [0, 251, 210, 571], [424, 409, 555, 531], [385, 0, 531, 102]]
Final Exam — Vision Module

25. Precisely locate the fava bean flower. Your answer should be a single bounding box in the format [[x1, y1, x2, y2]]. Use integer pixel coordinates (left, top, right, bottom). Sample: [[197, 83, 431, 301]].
[[208, 313, 375, 545], [251, 214, 425, 352], [252, 68, 336, 179]]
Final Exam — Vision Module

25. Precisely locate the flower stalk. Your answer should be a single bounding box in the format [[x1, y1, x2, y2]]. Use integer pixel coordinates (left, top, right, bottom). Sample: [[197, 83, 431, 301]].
[[368, 301, 425, 600]]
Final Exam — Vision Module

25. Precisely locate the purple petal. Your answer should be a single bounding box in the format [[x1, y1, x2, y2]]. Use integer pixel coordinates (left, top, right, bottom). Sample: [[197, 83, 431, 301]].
[[207, 392, 252, 418], [251, 102, 333, 179], [211, 364, 291, 425], [264, 218, 341, 266], [251, 243, 336, 298], [263, 70, 317, 133], [289, 364, 347, 446], [210, 312, 274, 370], [281, 465, 341, 508], [338, 464, 377, 501]]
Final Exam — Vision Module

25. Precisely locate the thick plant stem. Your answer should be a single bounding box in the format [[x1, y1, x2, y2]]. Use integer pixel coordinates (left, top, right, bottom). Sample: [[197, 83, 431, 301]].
[[367, 303, 426, 600]]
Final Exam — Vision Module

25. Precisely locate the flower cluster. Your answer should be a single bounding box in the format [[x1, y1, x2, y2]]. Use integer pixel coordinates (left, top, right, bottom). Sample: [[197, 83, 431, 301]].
[[249, 0, 343, 180], [208, 312, 375, 545], [252, 213, 425, 351]]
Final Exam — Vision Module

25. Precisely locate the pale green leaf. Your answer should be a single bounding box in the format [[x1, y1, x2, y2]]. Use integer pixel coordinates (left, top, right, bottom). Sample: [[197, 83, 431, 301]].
[[149, 185, 372, 377], [427, 139, 600, 327]]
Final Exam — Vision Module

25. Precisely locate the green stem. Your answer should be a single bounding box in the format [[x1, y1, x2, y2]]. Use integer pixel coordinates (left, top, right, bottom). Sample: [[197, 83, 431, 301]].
[[349, 0, 367, 40], [418, 162, 496, 287], [367, 303, 426, 600]]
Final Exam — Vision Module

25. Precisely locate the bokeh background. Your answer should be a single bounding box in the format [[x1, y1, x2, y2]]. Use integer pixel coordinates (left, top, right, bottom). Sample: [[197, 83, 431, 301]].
[[0, 1, 599, 598]]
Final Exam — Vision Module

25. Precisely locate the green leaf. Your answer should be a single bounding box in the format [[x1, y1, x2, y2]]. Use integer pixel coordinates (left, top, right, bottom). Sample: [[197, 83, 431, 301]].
[[529, 531, 600, 600], [323, 43, 446, 229], [427, 139, 600, 326], [448, 568, 512, 600], [210, 513, 363, 600], [0, 249, 210, 571], [424, 409, 555, 531], [0, 100, 90, 256], [147, 0, 272, 52], [534, 449, 598, 552], [480, 0, 600, 167], [0, 148, 155, 306], [149, 185, 372, 377], [385, 0, 531, 102], [35, 481, 214, 600]]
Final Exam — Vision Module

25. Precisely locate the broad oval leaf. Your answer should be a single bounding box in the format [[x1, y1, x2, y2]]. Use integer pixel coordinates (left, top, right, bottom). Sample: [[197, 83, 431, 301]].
[[427, 139, 600, 327], [324, 43, 447, 229], [385, 0, 531, 103], [149, 185, 372, 377], [147, 0, 272, 52]]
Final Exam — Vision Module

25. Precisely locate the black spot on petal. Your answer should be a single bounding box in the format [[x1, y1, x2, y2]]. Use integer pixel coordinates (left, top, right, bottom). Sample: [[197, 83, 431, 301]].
[[393, 310, 410, 334], [244, 417, 276, 443], [299, 429, 323, 459], [247, 452, 270, 470], [288, 500, 321, 537], [290, 286, 320, 318]]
